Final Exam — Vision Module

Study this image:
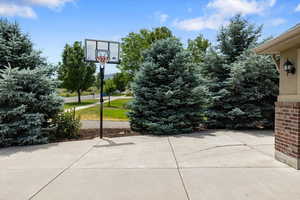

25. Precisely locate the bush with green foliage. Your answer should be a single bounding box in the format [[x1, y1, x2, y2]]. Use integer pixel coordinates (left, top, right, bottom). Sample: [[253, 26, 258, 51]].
[[0, 67, 63, 147], [128, 38, 209, 135], [51, 111, 81, 141], [0, 19, 45, 70]]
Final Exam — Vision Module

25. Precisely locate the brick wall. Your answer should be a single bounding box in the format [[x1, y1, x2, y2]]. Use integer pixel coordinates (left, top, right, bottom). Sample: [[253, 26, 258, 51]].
[[275, 102, 300, 160]]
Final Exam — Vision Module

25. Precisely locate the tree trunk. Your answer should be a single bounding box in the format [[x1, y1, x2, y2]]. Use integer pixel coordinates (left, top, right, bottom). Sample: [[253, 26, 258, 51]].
[[108, 95, 111, 107], [77, 89, 81, 104]]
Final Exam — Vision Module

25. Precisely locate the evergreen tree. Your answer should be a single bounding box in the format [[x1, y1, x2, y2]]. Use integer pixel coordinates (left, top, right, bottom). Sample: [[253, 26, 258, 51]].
[[201, 15, 264, 128], [200, 48, 230, 128], [0, 67, 63, 147], [58, 41, 96, 103], [129, 38, 209, 135], [226, 50, 278, 129], [217, 14, 262, 63], [119, 27, 173, 80], [187, 34, 210, 64], [0, 19, 45, 70]]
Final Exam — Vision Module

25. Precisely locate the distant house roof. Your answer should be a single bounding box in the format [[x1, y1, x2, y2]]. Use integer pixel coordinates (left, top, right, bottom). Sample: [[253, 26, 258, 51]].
[[255, 24, 300, 54]]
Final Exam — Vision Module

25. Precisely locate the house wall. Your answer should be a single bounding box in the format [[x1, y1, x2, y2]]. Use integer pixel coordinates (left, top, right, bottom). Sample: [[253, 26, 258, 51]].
[[275, 46, 300, 169], [278, 47, 300, 102]]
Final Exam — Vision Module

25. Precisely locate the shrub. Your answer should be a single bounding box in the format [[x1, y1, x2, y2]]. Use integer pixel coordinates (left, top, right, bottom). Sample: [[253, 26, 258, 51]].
[[0, 67, 63, 147], [51, 111, 81, 141], [128, 38, 209, 135]]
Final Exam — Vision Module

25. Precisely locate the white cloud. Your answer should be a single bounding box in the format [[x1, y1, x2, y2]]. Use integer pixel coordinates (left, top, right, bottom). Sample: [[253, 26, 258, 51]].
[[0, 2, 36, 18], [0, 0, 75, 18], [295, 3, 300, 12], [270, 18, 286, 26], [174, 0, 276, 31], [26, 0, 75, 9], [174, 14, 225, 31], [269, 0, 276, 7], [207, 0, 263, 16], [154, 12, 169, 24], [159, 13, 169, 24]]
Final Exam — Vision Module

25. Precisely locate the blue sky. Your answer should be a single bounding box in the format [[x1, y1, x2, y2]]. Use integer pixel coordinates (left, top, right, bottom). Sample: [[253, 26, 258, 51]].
[[1, 0, 300, 74]]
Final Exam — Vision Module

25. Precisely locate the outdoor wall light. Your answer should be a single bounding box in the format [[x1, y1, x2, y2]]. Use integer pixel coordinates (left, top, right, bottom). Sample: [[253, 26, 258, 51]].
[[283, 59, 295, 75]]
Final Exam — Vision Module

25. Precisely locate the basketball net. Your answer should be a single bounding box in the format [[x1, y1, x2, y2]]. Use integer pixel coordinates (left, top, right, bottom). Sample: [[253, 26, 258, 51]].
[[96, 50, 109, 65], [96, 56, 109, 65]]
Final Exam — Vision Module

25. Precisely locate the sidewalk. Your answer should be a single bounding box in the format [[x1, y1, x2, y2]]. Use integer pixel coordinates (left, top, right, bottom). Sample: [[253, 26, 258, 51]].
[[81, 120, 130, 129], [63, 94, 100, 103], [65, 96, 132, 112]]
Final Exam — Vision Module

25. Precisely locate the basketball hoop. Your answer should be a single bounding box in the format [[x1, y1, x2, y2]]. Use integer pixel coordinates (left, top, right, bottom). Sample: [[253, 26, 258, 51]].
[[84, 39, 120, 64], [96, 55, 109, 65], [96, 49, 109, 65], [84, 39, 120, 139]]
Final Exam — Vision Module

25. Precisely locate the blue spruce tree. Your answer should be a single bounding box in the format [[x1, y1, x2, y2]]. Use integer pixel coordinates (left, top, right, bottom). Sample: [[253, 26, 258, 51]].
[[227, 50, 278, 129], [128, 38, 209, 135], [201, 15, 278, 129], [0, 19, 45, 70], [0, 67, 63, 147], [201, 15, 265, 128]]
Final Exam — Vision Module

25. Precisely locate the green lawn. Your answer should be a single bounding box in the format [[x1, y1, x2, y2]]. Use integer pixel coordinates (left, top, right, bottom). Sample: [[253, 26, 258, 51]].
[[103, 98, 130, 108], [76, 98, 132, 121], [64, 99, 98, 110]]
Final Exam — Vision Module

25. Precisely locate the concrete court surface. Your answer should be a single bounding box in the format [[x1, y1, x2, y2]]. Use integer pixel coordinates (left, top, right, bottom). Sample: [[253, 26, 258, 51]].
[[1, 130, 300, 200]]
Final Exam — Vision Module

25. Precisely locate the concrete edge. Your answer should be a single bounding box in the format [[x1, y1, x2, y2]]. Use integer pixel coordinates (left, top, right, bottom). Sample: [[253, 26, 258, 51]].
[[275, 150, 300, 170]]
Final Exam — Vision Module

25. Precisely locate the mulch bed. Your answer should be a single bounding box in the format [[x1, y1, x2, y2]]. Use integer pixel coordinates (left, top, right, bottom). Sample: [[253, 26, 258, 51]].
[[54, 126, 209, 143], [54, 128, 140, 143], [79, 128, 140, 139]]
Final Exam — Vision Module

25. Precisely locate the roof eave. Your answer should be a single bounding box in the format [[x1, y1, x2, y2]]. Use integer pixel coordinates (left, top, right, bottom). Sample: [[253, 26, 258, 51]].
[[254, 24, 300, 55]]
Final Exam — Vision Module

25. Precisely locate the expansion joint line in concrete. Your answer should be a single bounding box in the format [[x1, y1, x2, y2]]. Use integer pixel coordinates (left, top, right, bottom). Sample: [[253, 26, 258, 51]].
[[27, 140, 101, 200], [167, 137, 191, 200], [226, 135, 274, 159]]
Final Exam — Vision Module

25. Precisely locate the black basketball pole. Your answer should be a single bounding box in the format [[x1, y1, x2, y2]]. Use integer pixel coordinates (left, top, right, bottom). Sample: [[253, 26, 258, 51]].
[[99, 65, 105, 139]]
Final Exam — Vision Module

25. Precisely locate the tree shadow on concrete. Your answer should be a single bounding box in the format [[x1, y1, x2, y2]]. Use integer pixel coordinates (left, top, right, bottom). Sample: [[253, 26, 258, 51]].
[[0, 142, 59, 157], [171, 129, 274, 139], [93, 138, 135, 148]]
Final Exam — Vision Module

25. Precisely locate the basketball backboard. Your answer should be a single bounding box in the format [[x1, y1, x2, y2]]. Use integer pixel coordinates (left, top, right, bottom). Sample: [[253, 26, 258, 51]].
[[84, 39, 120, 64]]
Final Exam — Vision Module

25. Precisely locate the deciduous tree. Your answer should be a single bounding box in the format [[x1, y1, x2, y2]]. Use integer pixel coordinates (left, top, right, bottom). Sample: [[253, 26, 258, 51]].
[[118, 27, 173, 80], [112, 72, 129, 92], [104, 79, 116, 106], [58, 41, 96, 103], [187, 34, 210, 64]]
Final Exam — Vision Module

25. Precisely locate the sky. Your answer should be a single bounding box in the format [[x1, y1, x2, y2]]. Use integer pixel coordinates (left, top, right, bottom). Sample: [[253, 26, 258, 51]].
[[1, 0, 300, 74]]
